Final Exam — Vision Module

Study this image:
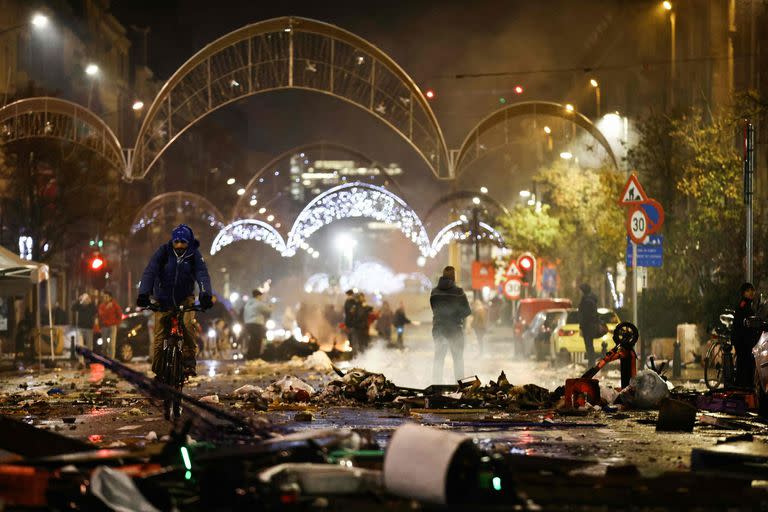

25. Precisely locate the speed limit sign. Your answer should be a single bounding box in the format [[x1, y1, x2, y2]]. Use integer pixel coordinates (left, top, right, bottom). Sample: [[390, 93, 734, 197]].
[[627, 207, 649, 244], [503, 278, 521, 300]]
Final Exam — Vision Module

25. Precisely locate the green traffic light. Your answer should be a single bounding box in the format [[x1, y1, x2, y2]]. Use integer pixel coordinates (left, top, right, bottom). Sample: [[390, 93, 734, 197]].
[[492, 476, 502, 491], [499, 97, 506, 104], [98, 240, 103, 247], [180, 446, 192, 471], [89, 240, 95, 246]]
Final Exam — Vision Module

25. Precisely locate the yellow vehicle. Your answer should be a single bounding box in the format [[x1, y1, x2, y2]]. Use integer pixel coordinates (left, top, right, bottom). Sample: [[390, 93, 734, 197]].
[[552, 308, 621, 362]]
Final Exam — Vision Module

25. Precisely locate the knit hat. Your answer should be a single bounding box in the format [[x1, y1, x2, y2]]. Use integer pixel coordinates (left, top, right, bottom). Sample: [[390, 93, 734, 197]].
[[171, 224, 194, 244]]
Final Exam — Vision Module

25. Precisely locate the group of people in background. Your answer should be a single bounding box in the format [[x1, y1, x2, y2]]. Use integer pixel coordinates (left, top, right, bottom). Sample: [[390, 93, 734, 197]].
[[342, 290, 412, 353], [70, 290, 123, 364]]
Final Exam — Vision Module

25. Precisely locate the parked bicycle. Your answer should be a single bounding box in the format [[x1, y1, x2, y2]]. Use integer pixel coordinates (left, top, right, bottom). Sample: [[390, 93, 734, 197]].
[[145, 303, 203, 421], [703, 309, 736, 390]]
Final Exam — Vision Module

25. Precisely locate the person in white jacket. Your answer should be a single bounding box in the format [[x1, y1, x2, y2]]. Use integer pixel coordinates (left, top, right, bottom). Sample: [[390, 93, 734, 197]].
[[242, 289, 272, 359]]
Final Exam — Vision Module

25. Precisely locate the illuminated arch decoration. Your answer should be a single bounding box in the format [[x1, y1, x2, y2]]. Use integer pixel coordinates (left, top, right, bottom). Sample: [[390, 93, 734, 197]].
[[422, 189, 511, 225], [130, 191, 227, 234], [0, 97, 126, 171], [212, 181, 505, 258], [210, 219, 288, 255], [230, 140, 407, 221], [430, 220, 506, 255], [286, 182, 431, 257], [454, 101, 620, 176], [130, 16, 450, 180]]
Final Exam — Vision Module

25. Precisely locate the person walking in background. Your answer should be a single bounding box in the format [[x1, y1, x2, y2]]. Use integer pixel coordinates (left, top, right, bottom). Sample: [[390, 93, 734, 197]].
[[97, 290, 122, 359], [72, 293, 97, 365], [342, 290, 359, 350], [393, 302, 412, 348], [578, 283, 599, 367], [430, 266, 472, 383], [243, 289, 271, 359], [472, 299, 489, 354], [376, 301, 394, 345], [733, 282, 759, 388], [355, 293, 374, 351]]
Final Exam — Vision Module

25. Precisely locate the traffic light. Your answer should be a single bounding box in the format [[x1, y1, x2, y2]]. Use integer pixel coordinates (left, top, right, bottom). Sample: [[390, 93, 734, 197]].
[[517, 253, 536, 290], [87, 251, 108, 289], [425, 88, 436, 100]]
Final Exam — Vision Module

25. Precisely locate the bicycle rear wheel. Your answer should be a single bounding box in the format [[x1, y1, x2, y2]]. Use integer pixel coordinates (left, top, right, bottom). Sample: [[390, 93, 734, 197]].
[[704, 340, 724, 390]]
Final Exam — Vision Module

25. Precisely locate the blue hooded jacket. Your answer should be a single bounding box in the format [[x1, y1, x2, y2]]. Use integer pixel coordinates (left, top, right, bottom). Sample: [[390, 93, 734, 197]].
[[138, 225, 212, 308]]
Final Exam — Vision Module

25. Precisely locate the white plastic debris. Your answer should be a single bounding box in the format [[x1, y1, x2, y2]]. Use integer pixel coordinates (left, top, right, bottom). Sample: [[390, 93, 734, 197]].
[[199, 394, 220, 404], [145, 431, 158, 442], [233, 384, 264, 397], [262, 375, 315, 402], [91, 466, 160, 512], [304, 350, 333, 371], [599, 385, 619, 405], [620, 370, 670, 409]]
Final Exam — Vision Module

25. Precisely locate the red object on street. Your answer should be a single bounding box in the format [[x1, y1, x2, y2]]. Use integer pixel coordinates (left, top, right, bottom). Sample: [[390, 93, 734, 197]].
[[563, 378, 600, 408]]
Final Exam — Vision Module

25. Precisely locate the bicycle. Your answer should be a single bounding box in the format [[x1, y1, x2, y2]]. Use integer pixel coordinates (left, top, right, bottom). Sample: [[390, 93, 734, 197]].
[[703, 309, 736, 390], [146, 303, 203, 421]]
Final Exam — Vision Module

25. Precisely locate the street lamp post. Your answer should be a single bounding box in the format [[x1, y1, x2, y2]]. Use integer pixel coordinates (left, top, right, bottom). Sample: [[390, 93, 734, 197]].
[[1, 12, 52, 106], [663, 2, 676, 107], [590, 79, 601, 118]]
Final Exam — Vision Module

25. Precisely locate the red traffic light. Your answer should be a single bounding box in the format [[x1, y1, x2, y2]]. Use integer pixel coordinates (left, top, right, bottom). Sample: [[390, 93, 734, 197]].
[[425, 89, 436, 99], [90, 255, 104, 270], [518, 255, 534, 271]]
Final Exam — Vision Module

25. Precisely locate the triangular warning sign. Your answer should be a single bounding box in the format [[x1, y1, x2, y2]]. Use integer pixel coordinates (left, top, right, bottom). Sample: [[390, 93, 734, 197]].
[[506, 261, 522, 278], [619, 174, 648, 205]]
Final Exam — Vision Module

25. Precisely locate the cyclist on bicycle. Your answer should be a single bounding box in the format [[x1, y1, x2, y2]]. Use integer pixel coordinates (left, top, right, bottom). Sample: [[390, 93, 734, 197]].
[[136, 224, 213, 377]]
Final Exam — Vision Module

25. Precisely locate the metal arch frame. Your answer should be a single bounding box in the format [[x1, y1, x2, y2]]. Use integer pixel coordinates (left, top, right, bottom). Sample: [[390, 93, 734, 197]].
[[130, 16, 451, 180], [230, 140, 408, 221], [286, 181, 432, 257], [0, 97, 127, 171], [422, 190, 511, 225], [130, 191, 227, 235], [454, 101, 620, 176], [430, 220, 506, 256], [210, 219, 288, 256]]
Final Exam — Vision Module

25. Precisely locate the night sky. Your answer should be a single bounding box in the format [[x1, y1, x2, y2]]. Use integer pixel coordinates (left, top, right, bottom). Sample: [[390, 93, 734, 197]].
[[110, 1, 629, 197]]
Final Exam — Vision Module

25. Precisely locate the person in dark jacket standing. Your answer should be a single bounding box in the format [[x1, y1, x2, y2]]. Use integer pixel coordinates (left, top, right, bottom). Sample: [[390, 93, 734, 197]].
[[733, 282, 759, 388], [578, 283, 600, 367], [72, 293, 97, 365], [136, 224, 213, 377], [430, 266, 472, 383], [342, 290, 359, 351]]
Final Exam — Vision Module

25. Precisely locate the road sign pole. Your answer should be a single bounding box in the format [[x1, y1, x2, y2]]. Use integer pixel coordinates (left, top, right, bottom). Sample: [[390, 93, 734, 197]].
[[632, 241, 638, 326]]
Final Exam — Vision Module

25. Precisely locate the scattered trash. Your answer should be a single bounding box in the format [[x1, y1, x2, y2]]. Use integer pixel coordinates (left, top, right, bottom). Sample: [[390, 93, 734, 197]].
[[145, 431, 158, 442], [656, 398, 697, 432], [232, 384, 264, 398], [304, 350, 334, 371], [61, 417, 76, 424], [116, 425, 142, 431], [696, 394, 748, 416], [46, 387, 65, 396], [616, 370, 670, 409], [263, 376, 315, 402], [199, 395, 220, 404]]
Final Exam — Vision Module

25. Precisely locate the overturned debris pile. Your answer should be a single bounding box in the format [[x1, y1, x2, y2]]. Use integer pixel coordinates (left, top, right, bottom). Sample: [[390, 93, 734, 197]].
[[460, 371, 556, 410], [318, 368, 400, 405]]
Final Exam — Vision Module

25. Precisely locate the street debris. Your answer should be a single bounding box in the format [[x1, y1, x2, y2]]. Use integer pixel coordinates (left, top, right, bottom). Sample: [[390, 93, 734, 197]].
[[616, 370, 670, 409]]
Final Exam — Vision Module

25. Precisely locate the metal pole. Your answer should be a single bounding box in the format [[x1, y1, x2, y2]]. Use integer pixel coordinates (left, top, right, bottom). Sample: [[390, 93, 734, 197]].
[[631, 241, 638, 326], [745, 122, 755, 283]]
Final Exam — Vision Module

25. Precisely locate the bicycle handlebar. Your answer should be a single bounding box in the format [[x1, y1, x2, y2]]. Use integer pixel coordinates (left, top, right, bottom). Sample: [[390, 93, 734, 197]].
[[142, 303, 206, 313]]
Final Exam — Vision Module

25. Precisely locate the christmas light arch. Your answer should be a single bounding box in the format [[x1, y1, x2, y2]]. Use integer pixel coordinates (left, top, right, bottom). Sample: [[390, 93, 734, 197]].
[[286, 182, 431, 257], [210, 219, 287, 256]]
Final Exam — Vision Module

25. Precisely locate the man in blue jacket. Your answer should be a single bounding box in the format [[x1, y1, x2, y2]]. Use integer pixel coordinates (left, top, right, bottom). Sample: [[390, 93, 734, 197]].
[[136, 224, 213, 377]]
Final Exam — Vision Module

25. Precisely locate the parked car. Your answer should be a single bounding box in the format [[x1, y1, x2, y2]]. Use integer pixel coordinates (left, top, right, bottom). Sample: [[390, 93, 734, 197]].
[[754, 329, 768, 416], [551, 308, 621, 363], [519, 308, 569, 360], [115, 310, 152, 362], [513, 298, 573, 339]]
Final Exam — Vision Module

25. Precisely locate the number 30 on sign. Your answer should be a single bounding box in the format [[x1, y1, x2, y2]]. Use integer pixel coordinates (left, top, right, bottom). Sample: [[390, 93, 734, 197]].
[[627, 207, 649, 244]]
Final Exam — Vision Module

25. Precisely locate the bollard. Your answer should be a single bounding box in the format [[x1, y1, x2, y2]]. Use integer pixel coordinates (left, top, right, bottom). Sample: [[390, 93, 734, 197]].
[[673, 340, 681, 378], [70, 335, 76, 361]]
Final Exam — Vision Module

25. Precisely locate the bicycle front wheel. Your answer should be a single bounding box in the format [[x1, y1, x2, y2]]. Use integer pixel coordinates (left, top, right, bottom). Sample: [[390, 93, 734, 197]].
[[704, 340, 725, 390]]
